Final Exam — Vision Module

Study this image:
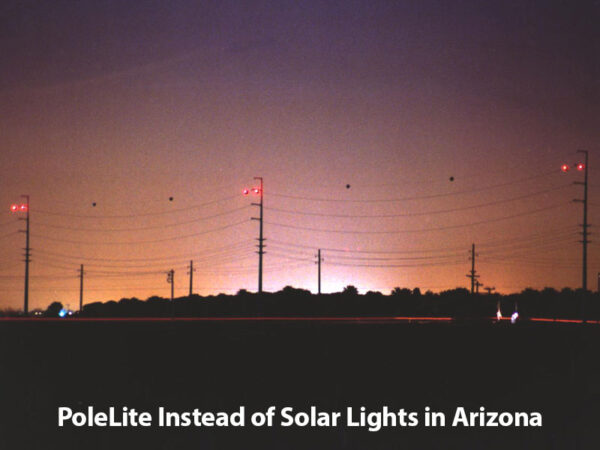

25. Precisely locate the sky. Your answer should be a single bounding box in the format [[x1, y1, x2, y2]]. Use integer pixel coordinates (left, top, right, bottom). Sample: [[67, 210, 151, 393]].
[[0, 0, 599, 310]]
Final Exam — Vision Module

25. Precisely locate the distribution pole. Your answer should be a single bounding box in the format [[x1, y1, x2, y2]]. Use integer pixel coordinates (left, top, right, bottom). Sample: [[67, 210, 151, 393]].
[[21, 195, 31, 315], [316, 249, 323, 295], [167, 269, 174, 300], [79, 264, 84, 312], [188, 260, 194, 296], [250, 177, 265, 293], [466, 243, 479, 294], [574, 150, 589, 291]]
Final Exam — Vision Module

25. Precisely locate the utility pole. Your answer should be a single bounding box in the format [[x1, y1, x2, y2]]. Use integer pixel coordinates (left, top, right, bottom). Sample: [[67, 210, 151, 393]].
[[167, 269, 174, 301], [21, 195, 31, 315], [188, 260, 195, 296], [10, 198, 30, 314], [79, 264, 84, 312], [316, 249, 323, 295], [466, 243, 479, 294], [574, 150, 589, 291], [250, 177, 265, 293], [484, 286, 496, 295], [475, 279, 482, 294]]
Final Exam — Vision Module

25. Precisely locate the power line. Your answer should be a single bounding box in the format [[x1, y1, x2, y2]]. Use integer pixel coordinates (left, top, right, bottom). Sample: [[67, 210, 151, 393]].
[[318, 259, 467, 268], [265, 204, 564, 235], [33, 205, 251, 232], [286, 163, 562, 189], [32, 250, 254, 270], [268, 170, 563, 204], [264, 184, 572, 218], [268, 226, 576, 255], [30, 219, 249, 245], [32, 240, 253, 263], [35, 194, 241, 219], [482, 234, 580, 256], [0, 220, 19, 228], [0, 231, 19, 240], [267, 243, 466, 261]]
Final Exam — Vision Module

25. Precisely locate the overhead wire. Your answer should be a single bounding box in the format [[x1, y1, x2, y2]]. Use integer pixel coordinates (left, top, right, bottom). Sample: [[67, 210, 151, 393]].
[[35, 194, 241, 219], [264, 184, 572, 218], [34, 205, 251, 232], [268, 225, 577, 255], [268, 169, 563, 203], [265, 204, 565, 235], [30, 219, 249, 245], [32, 240, 254, 263]]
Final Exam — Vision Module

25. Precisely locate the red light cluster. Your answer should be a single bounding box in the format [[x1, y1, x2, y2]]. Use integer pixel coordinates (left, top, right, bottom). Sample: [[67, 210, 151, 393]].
[[562, 163, 585, 172], [10, 203, 28, 213], [242, 187, 261, 196]]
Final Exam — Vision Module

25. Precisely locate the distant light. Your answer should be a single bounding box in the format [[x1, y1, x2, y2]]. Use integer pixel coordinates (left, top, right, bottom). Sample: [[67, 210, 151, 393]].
[[67, 310, 73, 316], [20, 204, 28, 212], [58, 309, 67, 318], [561, 164, 569, 172], [10, 204, 18, 212], [511, 311, 519, 324], [242, 189, 249, 195], [496, 310, 502, 320], [577, 163, 585, 171], [253, 188, 260, 194]]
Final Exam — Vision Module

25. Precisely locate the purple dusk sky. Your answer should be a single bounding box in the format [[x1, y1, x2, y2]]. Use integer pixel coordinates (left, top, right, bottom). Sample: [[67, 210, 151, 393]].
[[0, 0, 598, 310]]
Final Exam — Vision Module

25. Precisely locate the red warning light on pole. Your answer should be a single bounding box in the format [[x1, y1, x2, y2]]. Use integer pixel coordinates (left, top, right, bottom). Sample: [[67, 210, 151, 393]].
[[10, 203, 28, 213], [243, 187, 261, 196], [577, 163, 585, 171], [561, 164, 570, 172]]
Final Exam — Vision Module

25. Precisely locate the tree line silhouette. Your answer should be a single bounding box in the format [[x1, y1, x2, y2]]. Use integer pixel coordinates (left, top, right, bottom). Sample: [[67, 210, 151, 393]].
[[11, 286, 598, 320]]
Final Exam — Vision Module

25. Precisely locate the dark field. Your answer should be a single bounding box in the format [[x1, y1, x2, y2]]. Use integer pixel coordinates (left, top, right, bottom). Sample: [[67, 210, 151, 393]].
[[1, 320, 599, 449]]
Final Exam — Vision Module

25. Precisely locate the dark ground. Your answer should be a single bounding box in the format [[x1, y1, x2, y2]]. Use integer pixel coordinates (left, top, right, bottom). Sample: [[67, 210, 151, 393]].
[[1, 319, 599, 449]]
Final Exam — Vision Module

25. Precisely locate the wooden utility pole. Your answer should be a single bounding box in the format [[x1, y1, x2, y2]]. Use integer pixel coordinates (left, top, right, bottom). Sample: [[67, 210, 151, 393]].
[[79, 264, 84, 312], [167, 269, 174, 300], [188, 260, 194, 296], [316, 249, 323, 295], [466, 243, 479, 294]]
